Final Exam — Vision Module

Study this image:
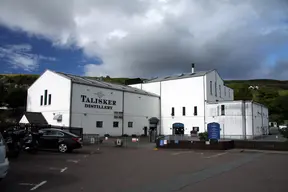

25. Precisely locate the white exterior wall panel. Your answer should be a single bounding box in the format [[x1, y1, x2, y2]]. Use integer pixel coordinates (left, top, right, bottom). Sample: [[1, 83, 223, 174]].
[[26, 70, 71, 126], [123, 92, 160, 135], [70, 83, 123, 136], [160, 77, 205, 135], [207, 101, 269, 139]]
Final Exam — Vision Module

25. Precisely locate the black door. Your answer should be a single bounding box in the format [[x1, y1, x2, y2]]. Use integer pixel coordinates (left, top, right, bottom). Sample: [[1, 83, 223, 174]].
[[41, 130, 61, 149], [143, 127, 147, 136]]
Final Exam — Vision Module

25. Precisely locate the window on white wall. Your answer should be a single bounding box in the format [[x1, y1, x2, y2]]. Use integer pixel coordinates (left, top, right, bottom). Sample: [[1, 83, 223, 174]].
[[224, 87, 226, 97], [210, 81, 213, 95], [40, 95, 43, 106], [171, 107, 175, 116], [228, 89, 231, 98], [194, 106, 198, 116], [113, 121, 119, 128], [48, 94, 52, 105], [215, 82, 217, 97], [221, 105, 225, 115], [128, 122, 133, 128], [219, 85, 221, 98], [96, 121, 103, 128], [182, 107, 186, 116]]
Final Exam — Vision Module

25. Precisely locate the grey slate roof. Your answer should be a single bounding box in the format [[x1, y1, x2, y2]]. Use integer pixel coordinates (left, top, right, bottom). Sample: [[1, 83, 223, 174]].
[[55, 72, 160, 97], [24, 112, 48, 125], [144, 70, 213, 83]]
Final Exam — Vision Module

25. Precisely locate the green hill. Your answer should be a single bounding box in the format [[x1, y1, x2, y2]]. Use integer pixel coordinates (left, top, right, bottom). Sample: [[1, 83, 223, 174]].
[[0, 74, 288, 124]]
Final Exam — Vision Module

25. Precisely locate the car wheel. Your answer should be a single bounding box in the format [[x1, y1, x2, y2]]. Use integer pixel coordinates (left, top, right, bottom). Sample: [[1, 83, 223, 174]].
[[58, 143, 68, 153]]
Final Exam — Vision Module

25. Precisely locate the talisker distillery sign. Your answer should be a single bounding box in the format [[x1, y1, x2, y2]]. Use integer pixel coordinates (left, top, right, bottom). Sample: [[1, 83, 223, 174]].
[[81, 94, 116, 110]]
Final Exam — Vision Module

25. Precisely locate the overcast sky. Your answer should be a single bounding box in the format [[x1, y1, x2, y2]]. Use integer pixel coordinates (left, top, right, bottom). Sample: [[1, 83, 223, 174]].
[[0, 0, 287, 79]]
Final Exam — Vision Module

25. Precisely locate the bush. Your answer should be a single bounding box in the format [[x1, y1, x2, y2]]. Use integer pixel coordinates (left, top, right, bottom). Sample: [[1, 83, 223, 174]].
[[122, 134, 128, 137], [279, 127, 288, 139], [198, 132, 208, 141], [104, 134, 110, 137], [131, 134, 137, 137]]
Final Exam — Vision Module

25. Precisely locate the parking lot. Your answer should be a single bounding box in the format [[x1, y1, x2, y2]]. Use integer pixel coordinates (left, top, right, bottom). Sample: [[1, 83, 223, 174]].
[[1, 144, 288, 192]]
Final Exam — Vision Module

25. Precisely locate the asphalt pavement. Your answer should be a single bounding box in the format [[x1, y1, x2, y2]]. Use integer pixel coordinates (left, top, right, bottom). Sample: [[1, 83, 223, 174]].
[[1, 144, 288, 192]]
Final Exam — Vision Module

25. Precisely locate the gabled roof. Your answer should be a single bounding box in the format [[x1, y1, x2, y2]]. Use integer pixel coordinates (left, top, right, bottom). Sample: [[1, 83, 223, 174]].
[[55, 71, 159, 98], [24, 112, 48, 125], [144, 70, 214, 83]]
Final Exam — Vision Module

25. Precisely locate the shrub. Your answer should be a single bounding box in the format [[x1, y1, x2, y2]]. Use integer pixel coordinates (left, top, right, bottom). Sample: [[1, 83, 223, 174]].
[[198, 132, 209, 141], [279, 127, 288, 139]]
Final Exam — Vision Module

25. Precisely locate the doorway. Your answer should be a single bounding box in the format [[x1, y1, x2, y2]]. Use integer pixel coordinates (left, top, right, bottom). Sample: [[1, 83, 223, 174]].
[[172, 123, 185, 135]]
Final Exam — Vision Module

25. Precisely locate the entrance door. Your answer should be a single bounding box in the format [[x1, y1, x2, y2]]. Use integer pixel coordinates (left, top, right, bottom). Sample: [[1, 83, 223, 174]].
[[172, 123, 184, 135]]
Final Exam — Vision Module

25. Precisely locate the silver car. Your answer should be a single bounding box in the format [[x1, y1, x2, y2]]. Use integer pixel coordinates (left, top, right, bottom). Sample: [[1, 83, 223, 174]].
[[0, 132, 9, 181]]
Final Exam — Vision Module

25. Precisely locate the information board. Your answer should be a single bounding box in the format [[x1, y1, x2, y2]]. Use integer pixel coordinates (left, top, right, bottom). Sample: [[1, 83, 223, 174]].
[[207, 122, 221, 140]]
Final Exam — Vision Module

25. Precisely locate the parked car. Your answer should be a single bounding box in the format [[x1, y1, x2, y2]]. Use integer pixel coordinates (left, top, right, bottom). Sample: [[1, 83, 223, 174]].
[[0, 132, 9, 181], [38, 128, 83, 153]]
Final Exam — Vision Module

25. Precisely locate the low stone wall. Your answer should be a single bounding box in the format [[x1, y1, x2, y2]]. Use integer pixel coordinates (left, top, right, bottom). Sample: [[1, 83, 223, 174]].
[[156, 139, 288, 151], [156, 139, 234, 150], [234, 140, 288, 151]]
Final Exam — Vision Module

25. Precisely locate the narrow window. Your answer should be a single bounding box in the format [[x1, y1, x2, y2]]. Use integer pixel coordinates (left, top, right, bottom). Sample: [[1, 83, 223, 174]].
[[224, 87, 226, 96], [96, 121, 103, 128], [210, 81, 213, 95], [40, 95, 43, 106], [128, 122, 133, 128], [171, 107, 175, 116], [113, 121, 119, 128], [228, 90, 231, 98], [194, 106, 198, 116], [182, 107, 186, 116], [44, 89, 48, 105], [48, 94, 52, 105], [219, 85, 221, 98], [221, 105, 225, 115], [215, 82, 217, 97]]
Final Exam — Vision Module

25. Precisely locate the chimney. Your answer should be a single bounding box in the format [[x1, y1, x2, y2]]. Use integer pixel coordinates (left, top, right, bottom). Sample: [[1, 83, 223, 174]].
[[191, 63, 195, 73]]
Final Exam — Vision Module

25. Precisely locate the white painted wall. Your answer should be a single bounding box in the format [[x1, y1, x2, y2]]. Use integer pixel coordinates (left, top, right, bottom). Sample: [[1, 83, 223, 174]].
[[205, 70, 234, 102], [160, 77, 205, 135], [123, 92, 160, 135], [26, 70, 71, 126], [206, 101, 269, 139], [71, 83, 160, 136], [71, 83, 123, 136]]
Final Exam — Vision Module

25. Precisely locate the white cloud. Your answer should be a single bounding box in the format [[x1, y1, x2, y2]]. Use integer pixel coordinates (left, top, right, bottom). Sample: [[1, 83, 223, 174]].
[[0, 0, 287, 78], [0, 44, 57, 71]]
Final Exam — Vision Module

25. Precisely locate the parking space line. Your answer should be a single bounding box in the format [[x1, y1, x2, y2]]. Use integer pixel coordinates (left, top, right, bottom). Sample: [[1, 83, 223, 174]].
[[30, 181, 47, 191], [67, 159, 80, 164], [60, 167, 68, 173], [203, 152, 227, 159], [19, 183, 35, 186], [171, 151, 192, 156]]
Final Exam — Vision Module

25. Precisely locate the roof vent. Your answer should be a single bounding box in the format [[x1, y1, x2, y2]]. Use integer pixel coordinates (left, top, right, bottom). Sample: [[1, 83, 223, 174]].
[[191, 63, 195, 73]]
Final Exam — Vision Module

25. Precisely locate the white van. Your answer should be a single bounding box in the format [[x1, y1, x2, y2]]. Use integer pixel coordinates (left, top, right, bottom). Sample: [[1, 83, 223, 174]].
[[0, 132, 9, 181]]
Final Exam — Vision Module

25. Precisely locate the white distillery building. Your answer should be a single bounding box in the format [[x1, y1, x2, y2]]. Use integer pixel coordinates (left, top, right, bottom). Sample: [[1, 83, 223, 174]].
[[130, 64, 269, 139], [20, 70, 160, 136]]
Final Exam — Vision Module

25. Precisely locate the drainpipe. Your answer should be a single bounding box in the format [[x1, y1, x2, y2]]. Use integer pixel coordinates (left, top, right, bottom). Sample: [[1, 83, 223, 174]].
[[251, 101, 254, 138], [242, 101, 247, 140], [203, 76, 206, 131], [159, 81, 162, 135], [122, 91, 125, 136]]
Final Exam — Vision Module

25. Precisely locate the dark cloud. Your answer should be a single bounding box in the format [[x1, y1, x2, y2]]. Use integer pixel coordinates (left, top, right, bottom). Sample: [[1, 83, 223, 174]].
[[0, 0, 287, 79]]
